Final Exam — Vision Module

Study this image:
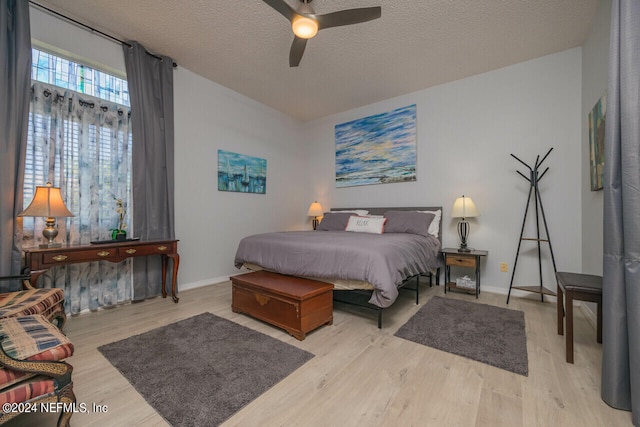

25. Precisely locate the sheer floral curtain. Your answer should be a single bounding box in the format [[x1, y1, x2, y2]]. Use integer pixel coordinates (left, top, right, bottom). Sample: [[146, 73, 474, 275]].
[[24, 82, 133, 313]]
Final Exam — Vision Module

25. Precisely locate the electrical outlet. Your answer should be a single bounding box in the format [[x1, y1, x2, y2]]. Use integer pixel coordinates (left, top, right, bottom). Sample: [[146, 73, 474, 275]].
[[500, 263, 508, 272]]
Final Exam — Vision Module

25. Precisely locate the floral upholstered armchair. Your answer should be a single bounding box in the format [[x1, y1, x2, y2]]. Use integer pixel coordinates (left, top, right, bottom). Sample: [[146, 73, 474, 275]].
[[0, 315, 75, 426], [0, 274, 66, 330]]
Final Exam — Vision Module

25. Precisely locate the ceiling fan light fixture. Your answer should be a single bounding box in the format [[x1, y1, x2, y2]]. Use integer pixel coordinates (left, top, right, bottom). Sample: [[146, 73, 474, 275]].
[[292, 15, 318, 39]]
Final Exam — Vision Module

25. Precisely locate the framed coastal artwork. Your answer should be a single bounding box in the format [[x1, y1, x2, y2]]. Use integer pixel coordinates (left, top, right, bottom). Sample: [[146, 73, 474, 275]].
[[588, 94, 606, 191], [335, 104, 417, 188], [217, 149, 266, 194]]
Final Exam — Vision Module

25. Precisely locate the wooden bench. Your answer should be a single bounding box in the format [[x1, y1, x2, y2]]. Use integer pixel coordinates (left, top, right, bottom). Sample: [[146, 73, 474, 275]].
[[231, 271, 333, 340], [556, 272, 602, 363]]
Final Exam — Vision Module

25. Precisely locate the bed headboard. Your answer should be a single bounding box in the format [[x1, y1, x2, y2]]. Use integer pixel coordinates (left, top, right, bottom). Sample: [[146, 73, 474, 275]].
[[331, 206, 443, 244]]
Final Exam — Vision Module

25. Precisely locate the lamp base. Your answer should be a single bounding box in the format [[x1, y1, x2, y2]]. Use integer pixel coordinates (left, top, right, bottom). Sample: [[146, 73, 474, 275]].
[[39, 242, 62, 249], [457, 219, 472, 253], [41, 218, 61, 249]]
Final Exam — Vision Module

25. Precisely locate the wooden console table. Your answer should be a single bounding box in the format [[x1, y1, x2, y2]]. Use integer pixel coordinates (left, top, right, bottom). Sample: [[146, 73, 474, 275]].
[[23, 239, 180, 303]]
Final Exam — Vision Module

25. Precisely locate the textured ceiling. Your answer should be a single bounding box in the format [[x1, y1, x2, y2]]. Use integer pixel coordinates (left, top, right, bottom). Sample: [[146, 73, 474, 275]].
[[32, 0, 597, 121]]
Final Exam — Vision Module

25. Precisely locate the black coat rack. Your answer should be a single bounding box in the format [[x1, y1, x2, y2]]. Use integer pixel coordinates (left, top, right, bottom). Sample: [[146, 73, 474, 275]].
[[506, 148, 557, 304]]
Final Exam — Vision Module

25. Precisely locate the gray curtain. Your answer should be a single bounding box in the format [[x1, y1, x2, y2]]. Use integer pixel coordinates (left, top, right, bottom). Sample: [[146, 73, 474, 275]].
[[601, 0, 640, 424], [0, 0, 30, 291], [123, 41, 175, 300]]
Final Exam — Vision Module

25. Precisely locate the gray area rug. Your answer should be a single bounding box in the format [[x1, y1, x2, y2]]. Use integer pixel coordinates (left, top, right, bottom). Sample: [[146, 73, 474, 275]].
[[395, 296, 528, 376], [98, 312, 314, 426]]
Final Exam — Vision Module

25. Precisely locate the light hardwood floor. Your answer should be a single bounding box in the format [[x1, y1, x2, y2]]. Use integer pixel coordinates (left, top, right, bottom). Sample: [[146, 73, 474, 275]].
[[10, 280, 632, 426]]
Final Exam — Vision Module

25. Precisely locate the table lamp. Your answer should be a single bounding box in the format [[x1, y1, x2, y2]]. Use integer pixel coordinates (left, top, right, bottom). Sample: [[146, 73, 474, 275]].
[[19, 182, 74, 248], [307, 201, 323, 230], [451, 195, 478, 252]]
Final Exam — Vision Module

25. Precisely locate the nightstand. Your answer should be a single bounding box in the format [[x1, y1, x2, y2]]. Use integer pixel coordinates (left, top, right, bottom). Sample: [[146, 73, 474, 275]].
[[441, 248, 488, 299]]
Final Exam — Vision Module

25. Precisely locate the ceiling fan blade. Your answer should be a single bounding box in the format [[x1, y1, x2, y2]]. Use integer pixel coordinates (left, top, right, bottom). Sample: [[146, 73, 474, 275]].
[[262, 0, 296, 22], [316, 7, 381, 30], [289, 36, 308, 67]]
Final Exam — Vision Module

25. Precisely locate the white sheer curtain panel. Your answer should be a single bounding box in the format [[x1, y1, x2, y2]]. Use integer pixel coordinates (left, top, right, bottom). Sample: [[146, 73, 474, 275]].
[[24, 82, 133, 313]]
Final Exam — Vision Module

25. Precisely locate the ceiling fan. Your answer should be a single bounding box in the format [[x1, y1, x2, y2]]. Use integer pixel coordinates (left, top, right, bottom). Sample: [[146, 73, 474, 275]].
[[263, 0, 382, 67]]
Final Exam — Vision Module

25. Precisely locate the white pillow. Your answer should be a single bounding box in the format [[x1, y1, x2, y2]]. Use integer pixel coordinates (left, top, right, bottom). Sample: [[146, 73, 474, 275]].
[[333, 209, 369, 216], [345, 215, 386, 234], [418, 209, 442, 238]]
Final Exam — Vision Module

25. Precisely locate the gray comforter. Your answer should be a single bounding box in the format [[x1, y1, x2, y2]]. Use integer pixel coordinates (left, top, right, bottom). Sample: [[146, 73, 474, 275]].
[[234, 231, 442, 308]]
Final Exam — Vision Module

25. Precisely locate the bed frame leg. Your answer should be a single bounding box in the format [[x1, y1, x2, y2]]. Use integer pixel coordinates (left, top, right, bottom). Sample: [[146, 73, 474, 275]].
[[377, 308, 382, 329], [416, 274, 420, 304]]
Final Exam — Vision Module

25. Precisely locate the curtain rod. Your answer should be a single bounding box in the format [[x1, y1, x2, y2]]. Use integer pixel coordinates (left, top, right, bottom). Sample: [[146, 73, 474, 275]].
[[29, 1, 178, 68]]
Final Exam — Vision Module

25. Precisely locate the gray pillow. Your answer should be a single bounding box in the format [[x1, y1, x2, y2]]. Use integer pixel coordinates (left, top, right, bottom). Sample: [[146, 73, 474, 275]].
[[384, 211, 435, 237], [316, 212, 353, 231]]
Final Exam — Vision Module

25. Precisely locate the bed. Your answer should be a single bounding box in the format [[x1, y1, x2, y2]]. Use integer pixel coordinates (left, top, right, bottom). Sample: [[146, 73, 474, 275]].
[[233, 206, 443, 327]]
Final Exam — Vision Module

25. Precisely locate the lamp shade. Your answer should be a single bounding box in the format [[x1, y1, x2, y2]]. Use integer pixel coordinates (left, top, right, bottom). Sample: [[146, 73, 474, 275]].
[[307, 201, 323, 217], [450, 196, 478, 219], [19, 183, 74, 218]]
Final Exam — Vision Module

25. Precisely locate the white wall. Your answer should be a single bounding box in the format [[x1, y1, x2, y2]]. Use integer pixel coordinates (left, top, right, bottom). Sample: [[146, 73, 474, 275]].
[[581, 0, 610, 275], [303, 49, 584, 296], [29, 6, 126, 77], [173, 69, 306, 288]]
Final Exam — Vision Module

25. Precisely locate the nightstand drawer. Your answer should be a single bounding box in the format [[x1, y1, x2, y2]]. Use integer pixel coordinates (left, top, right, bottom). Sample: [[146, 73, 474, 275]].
[[445, 255, 476, 268]]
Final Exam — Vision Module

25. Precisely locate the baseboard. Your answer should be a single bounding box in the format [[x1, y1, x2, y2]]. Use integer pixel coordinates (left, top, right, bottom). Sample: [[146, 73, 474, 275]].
[[579, 302, 598, 329], [178, 274, 235, 292], [480, 284, 558, 303]]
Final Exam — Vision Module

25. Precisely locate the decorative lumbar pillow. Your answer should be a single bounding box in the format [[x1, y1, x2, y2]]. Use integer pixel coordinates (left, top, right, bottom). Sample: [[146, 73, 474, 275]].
[[384, 211, 435, 237], [345, 215, 386, 234], [418, 209, 442, 238], [316, 212, 354, 231]]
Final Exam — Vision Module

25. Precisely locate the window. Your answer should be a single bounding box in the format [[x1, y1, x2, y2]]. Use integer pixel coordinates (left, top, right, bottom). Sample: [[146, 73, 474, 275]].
[[23, 49, 134, 312], [31, 49, 129, 105], [24, 49, 132, 243]]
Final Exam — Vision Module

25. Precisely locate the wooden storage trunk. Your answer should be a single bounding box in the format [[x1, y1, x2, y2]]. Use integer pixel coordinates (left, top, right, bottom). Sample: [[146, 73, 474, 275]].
[[231, 271, 333, 340]]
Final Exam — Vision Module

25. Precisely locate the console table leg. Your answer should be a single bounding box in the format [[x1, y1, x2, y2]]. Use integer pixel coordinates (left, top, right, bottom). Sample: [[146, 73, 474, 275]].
[[167, 253, 180, 303], [161, 256, 168, 299]]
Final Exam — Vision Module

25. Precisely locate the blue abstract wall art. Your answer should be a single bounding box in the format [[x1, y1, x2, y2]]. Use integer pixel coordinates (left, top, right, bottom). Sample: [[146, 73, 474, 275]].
[[335, 104, 417, 188], [218, 149, 266, 194]]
